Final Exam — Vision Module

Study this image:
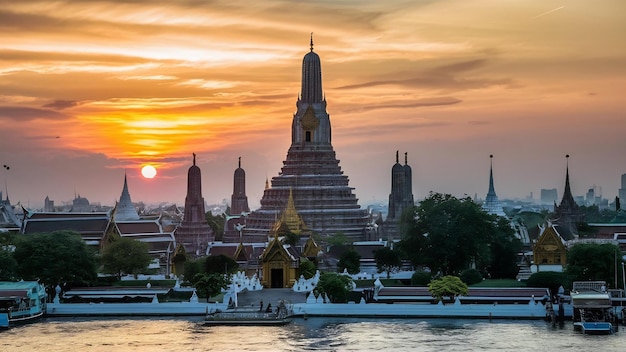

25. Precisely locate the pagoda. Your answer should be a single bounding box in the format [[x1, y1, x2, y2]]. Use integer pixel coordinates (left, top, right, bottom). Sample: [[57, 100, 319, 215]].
[[244, 37, 369, 242]]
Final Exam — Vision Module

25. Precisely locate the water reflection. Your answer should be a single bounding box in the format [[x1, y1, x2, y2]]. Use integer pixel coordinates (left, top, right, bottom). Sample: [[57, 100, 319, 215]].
[[2, 317, 626, 352]]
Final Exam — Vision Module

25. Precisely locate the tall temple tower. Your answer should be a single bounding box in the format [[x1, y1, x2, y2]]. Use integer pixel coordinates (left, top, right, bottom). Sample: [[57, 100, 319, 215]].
[[114, 173, 140, 221], [223, 157, 251, 242], [174, 153, 214, 256], [244, 37, 369, 243], [384, 151, 415, 239], [553, 155, 584, 238], [482, 155, 506, 217], [231, 157, 250, 215]]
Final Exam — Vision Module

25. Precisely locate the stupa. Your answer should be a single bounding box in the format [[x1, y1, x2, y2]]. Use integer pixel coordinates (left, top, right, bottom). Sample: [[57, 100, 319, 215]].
[[244, 37, 369, 242]]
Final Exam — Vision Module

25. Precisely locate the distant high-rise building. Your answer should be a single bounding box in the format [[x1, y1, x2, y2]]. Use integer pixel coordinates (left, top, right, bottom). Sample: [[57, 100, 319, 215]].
[[71, 194, 90, 212], [619, 173, 626, 204], [174, 154, 214, 256], [585, 187, 596, 206], [44, 196, 54, 212], [482, 155, 506, 217], [243, 38, 369, 243], [384, 151, 415, 239], [540, 188, 558, 205]]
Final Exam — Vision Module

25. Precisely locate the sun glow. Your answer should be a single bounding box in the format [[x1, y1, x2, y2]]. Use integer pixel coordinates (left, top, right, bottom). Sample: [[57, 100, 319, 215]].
[[141, 164, 157, 178]]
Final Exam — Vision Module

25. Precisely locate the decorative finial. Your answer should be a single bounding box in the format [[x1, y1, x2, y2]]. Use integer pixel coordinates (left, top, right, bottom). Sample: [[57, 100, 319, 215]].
[[238, 156, 241, 168], [193, 153, 196, 166], [310, 32, 314, 52], [490, 154, 493, 159]]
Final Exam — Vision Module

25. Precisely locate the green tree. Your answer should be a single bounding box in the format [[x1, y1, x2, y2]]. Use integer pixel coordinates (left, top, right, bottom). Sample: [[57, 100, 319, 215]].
[[487, 217, 522, 279], [313, 272, 354, 303], [13, 231, 97, 286], [193, 272, 229, 302], [204, 254, 238, 274], [184, 257, 206, 285], [374, 247, 402, 278], [299, 258, 317, 279], [400, 192, 510, 276], [428, 275, 468, 303], [205, 211, 226, 241], [565, 243, 622, 288], [326, 232, 349, 247], [396, 206, 425, 268], [410, 271, 432, 286], [284, 232, 300, 246], [526, 271, 570, 297], [460, 268, 483, 285], [0, 250, 18, 280], [101, 237, 152, 280], [337, 249, 361, 275]]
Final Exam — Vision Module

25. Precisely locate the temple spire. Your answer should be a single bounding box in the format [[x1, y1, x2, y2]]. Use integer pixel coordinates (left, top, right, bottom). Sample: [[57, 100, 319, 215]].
[[562, 154, 574, 203], [238, 156, 241, 168], [487, 155, 496, 197], [310, 32, 314, 52], [193, 153, 196, 166]]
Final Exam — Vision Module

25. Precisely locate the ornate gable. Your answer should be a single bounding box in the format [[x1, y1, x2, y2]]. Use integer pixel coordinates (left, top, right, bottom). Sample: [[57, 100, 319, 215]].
[[302, 236, 321, 258], [533, 223, 567, 265]]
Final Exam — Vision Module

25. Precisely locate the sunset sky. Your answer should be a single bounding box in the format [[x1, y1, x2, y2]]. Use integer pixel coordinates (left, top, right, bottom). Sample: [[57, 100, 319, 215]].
[[1, 0, 624, 210]]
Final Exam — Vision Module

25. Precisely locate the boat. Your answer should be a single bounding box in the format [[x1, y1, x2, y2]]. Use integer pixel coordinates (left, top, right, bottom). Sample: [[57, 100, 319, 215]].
[[571, 281, 616, 335], [203, 300, 293, 326], [0, 281, 47, 328]]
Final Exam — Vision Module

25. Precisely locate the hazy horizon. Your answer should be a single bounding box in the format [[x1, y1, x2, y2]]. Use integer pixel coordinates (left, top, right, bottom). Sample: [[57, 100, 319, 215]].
[[1, 0, 624, 210]]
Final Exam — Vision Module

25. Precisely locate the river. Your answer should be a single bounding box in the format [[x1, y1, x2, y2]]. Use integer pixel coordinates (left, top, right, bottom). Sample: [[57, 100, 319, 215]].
[[2, 317, 625, 351]]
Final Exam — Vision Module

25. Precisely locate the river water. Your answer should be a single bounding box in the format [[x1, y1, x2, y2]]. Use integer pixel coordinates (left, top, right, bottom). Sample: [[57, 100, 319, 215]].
[[2, 317, 625, 352]]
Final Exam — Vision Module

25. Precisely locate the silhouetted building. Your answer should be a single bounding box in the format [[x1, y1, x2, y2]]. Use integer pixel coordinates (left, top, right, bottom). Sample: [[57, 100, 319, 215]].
[[540, 188, 558, 205], [618, 174, 626, 204], [224, 157, 251, 242], [174, 154, 214, 257], [384, 151, 415, 239], [243, 37, 369, 242], [44, 196, 54, 212], [552, 155, 584, 239]]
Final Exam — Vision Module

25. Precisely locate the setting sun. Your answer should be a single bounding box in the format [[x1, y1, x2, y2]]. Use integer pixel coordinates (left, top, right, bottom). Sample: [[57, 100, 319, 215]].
[[141, 165, 157, 179]]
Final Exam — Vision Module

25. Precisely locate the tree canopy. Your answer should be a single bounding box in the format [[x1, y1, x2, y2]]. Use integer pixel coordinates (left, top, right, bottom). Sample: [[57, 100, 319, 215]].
[[566, 243, 622, 288], [399, 192, 518, 277], [374, 247, 402, 278], [0, 250, 18, 281], [428, 275, 468, 303], [193, 272, 229, 302], [101, 236, 152, 279], [313, 272, 354, 303], [13, 231, 98, 286], [337, 249, 361, 275], [205, 211, 225, 241], [298, 258, 317, 279], [204, 254, 238, 274]]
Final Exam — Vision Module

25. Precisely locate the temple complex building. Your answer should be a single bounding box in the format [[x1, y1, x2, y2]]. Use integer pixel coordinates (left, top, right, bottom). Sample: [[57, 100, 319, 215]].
[[114, 173, 140, 221], [107, 174, 175, 273], [552, 155, 584, 239], [482, 155, 506, 217], [383, 151, 415, 239], [174, 154, 214, 257], [243, 38, 369, 243]]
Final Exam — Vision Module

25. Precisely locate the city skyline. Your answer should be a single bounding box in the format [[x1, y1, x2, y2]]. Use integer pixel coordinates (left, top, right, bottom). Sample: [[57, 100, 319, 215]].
[[1, 0, 625, 209]]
